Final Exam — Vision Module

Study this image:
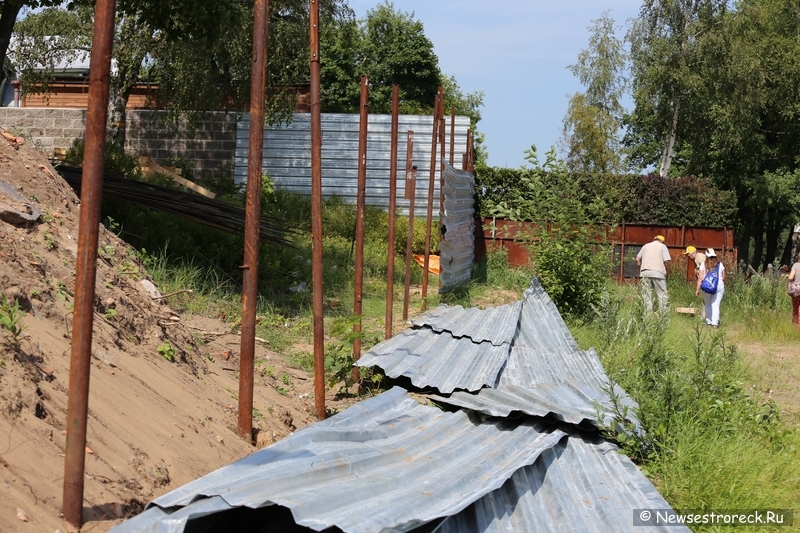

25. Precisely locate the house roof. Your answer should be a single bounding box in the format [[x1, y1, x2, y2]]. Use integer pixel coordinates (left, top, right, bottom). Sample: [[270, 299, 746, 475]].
[[110, 279, 679, 533]]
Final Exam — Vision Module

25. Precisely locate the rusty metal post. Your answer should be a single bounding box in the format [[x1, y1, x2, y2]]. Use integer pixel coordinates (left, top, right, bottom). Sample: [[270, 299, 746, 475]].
[[309, 0, 325, 420], [352, 76, 369, 373], [238, 0, 270, 442], [421, 95, 439, 310], [449, 105, 455, 166], [403, 133, 415, 321], [62, 0, 116, 527], [438, 87, 446, 216], [438, 89, 446, 291], [619, 222, 626, 282], [385, 85, 399, 339]]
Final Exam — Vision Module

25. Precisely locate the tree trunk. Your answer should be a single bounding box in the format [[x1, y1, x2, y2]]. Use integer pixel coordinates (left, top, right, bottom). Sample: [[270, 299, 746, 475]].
[[751, 229, 765, 271], [0, 1, 23, 88], [764, 212, 781, 269], [659, 98, 680, 178], [736, 218, 751, 266], [779, 225, 794, 267], [106, 18, 152, 148], [106, 77, 129, 148]]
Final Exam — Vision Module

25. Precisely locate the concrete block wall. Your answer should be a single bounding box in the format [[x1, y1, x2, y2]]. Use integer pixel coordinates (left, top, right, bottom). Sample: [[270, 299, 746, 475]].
[[0, 108, 86, 155], [125, 110, 238, 182], [0, 108, 238, 182]]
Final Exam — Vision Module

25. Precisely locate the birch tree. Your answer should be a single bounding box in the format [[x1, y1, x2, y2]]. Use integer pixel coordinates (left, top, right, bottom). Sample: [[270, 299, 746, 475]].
[[561, 12, 627, 173], [626, 0, 728, 176]]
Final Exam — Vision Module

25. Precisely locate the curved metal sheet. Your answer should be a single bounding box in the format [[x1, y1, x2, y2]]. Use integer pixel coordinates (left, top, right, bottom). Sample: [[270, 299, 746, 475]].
[[111, 387, 567, 533], [440, 162, 475, 293], [357, 328, 510, 393], [410, 301, 522, 346], [435, 431, 689, 533], [430, 382, 636, 430]]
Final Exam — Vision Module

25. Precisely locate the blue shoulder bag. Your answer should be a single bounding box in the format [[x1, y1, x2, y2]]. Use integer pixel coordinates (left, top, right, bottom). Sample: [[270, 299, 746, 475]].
[[700, 263, 720, 294]]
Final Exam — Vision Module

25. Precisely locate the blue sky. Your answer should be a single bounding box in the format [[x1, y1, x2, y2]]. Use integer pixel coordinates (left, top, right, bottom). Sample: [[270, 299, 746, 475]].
[[348, 0, 643, 168]]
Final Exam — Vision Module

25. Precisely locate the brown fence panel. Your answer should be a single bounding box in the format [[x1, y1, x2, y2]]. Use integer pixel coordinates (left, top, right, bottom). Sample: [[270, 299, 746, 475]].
[[476, 218, 735, 280]]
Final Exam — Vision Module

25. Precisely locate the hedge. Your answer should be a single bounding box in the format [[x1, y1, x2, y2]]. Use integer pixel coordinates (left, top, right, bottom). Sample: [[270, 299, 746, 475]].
[[474, 166, 738, 228]]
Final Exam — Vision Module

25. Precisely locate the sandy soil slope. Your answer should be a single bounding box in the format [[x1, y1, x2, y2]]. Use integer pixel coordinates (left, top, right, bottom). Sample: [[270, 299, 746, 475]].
[[0, 136, 353, 532]]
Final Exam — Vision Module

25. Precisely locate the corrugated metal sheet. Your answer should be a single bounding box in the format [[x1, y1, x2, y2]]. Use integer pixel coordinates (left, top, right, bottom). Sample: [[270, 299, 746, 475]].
[[235, 113, 471, 214], [497, 280, 615, 389], [357, 300, 521, 393], [360, 278, 637, 427], [110, 387, 568, 533], [356, 328, 510, 393], [436, 432, 689, 533], [410, 301, 522, 346], [439, 163, 475, 293], [430, 383, 629, 428]]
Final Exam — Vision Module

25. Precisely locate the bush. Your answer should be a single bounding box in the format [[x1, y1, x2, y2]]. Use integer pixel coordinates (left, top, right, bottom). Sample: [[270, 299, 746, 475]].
[[393, 215, 439, 257], [486, 147, 610, 317], [63, 138, 142, 181]]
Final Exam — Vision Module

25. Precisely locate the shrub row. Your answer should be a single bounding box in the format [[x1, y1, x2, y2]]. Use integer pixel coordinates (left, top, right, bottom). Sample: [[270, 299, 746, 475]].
[[475, 165, 738, 228]]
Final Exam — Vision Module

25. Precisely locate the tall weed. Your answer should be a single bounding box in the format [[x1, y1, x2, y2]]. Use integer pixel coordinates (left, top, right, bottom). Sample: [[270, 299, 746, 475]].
[[576, 284, 800, 514]]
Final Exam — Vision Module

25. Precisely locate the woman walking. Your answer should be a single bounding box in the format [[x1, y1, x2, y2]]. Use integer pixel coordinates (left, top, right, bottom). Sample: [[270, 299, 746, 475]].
[[701, 249, 725, 327], [789, 252, 800, 327]]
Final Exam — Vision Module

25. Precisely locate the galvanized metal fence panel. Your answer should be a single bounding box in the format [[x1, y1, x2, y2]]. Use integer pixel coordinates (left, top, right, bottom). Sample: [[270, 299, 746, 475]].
[[439, 163, 475, 292], [235, 113, 471, 214], [360, 278, 639, 428]]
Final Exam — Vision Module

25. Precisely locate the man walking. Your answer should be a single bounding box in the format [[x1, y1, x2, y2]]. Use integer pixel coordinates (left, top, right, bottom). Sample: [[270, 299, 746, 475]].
[[636, 235, 671, 312]]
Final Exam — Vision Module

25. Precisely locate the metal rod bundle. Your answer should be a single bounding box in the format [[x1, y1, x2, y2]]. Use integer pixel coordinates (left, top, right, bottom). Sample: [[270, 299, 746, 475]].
[[57, 167, 297, 247]]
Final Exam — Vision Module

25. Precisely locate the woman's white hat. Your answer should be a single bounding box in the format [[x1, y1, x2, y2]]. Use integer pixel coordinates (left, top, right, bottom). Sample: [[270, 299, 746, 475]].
[[706, 248, 717, 257]]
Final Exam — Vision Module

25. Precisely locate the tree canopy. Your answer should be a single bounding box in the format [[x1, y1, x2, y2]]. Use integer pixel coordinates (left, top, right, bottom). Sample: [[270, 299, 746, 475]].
[[553, 0, 800, 269], [12, 0, 483, 148], [561, 12, 627, 174], [319, 2, 483, 127]]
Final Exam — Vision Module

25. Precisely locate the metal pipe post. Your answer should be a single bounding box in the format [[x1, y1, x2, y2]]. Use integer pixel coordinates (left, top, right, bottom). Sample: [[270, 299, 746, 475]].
[[449, 105, 455, 166], [62, 0, 116, 527], [238, 0, 270, 442], [309, 0, 326, 420], [438, 89, 446, 291], [619, 222, 626, 282], [438, 86, 446, 216], [421, 95, 439, 310], [385, 85, 399, 339], [403, 133, 415, 321], [352, 76, 369, 373]]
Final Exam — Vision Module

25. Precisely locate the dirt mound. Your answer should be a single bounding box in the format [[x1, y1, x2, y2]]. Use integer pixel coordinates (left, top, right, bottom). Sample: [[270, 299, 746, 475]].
[[0, 136, 350, 532]]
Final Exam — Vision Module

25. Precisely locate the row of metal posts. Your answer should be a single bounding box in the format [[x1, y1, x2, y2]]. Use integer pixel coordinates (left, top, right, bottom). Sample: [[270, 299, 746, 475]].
[[60, 0, 473, 526]]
